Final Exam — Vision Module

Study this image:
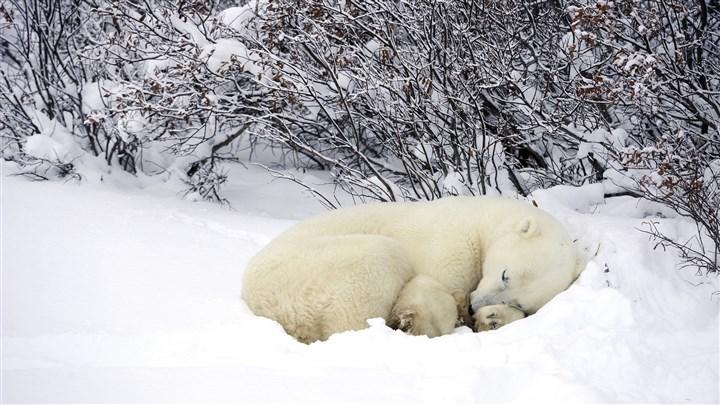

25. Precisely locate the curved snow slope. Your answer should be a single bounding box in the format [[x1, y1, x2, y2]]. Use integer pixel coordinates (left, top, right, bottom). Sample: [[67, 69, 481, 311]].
[[2, 175, 718, 402]]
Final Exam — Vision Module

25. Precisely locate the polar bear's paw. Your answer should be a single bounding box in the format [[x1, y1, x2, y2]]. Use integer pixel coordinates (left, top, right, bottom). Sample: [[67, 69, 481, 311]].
[[386, 275, 459, 338], [473, 304, 526, 332], [386, 309, 416, 333], [385, 305, 456, 338]]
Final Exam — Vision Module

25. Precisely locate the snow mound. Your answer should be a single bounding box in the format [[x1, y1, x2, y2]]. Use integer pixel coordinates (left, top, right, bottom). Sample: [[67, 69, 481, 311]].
[[23, 114, 85, 162]]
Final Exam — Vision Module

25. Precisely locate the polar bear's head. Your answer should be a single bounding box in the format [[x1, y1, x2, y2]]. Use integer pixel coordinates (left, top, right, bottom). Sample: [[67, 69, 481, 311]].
[[470, 215, 581, 317]]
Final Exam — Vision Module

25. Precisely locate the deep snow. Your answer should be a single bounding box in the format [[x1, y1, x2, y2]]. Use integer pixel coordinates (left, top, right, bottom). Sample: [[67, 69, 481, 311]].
[[1, 166, 718, 403]]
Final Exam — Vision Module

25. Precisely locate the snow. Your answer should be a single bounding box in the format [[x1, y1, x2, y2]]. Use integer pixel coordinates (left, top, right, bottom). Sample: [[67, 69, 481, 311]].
[[81, 81, 111, 112], [201, 38, 264, 76], [2, 166, 718, 402], [170, 14, 211, 48], [23, 113, 85, 162], [218, 1, 263, 32], [441, 170, 465, 195]]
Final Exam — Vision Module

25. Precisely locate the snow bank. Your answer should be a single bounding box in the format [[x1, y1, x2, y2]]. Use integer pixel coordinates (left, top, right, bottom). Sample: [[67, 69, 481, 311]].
[[23, 113, 85, 162], [1, 171, 718, 402]]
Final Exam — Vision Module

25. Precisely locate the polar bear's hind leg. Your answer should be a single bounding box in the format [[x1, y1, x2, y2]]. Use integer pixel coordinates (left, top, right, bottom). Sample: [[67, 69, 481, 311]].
[[243, 234, 414, 343]]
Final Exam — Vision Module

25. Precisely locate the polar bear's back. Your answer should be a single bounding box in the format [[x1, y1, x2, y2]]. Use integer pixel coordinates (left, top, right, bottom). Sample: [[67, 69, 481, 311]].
[[276, 196, 545, 241]]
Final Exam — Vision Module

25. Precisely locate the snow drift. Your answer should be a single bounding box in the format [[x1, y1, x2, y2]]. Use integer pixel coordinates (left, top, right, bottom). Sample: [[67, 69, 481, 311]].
[[1, 168, 718, 402]]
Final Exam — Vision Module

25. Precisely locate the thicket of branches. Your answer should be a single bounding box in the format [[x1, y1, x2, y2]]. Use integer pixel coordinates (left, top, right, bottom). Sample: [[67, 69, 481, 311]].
[[1, 0, 718, 272]]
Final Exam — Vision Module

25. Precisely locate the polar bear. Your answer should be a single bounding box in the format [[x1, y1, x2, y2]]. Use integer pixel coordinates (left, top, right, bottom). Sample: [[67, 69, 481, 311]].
[[242, 196, 582, 343]]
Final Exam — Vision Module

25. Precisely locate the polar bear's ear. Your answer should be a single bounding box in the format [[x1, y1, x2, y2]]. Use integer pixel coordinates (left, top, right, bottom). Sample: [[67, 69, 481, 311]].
[[515, 218, 540, 238]]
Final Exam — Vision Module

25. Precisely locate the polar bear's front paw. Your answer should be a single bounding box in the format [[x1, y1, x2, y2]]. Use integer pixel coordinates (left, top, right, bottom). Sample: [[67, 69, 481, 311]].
[[386, 309, 416, 333], [386, 307, 455, 338], [473, 304, 525, 332]]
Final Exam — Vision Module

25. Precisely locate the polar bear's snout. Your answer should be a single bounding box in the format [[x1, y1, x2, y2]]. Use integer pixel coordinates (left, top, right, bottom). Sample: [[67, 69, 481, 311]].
[[470, 293, 499, 312], [470, 291, 522, 313], [469, 278, 514, 312]]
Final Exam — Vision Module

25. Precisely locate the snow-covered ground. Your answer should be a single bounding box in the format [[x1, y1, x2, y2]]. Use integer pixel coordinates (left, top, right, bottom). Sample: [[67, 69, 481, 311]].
[[2, 166, 718, 403]]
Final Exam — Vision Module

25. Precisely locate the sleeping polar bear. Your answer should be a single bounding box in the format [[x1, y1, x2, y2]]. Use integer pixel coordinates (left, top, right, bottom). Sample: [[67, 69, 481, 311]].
[[242, 196, 582, 343]]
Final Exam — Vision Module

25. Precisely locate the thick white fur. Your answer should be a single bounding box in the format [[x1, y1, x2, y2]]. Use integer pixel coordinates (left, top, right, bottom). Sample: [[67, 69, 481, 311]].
[[387, 275, 459, 338], [242, 196, 581, 343]]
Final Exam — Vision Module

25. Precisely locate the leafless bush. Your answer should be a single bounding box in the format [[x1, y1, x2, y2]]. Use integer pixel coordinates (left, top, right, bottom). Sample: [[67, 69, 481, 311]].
[[566, 0, 719, 274], [1, 0, 718, 273], [0, 0, 106, 176], [626, 134, 719, 274], [240, 0, 621, 201]]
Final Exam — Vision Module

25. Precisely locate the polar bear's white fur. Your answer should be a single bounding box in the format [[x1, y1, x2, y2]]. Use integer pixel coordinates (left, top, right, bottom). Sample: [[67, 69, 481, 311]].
[[242, 196, 582, 343], [387, 275, 459, 338]]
